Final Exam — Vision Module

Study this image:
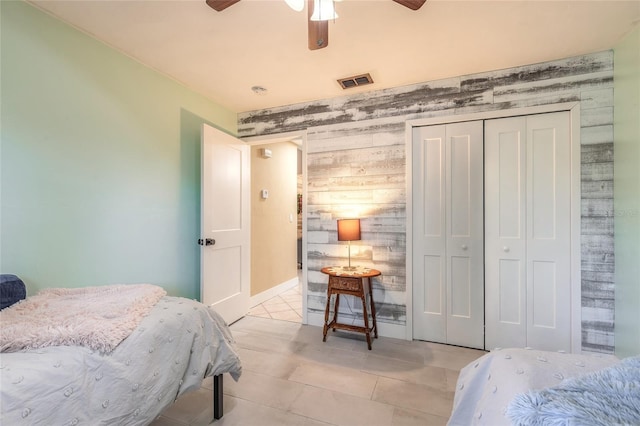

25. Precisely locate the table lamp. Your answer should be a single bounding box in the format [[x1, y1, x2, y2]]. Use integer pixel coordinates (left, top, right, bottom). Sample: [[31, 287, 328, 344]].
[[337, 218, 361, 270]]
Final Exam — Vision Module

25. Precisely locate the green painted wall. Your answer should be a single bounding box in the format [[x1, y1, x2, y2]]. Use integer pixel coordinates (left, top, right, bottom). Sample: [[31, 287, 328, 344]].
[[0, 1, 237, 299], [614, 24, 640, 358]]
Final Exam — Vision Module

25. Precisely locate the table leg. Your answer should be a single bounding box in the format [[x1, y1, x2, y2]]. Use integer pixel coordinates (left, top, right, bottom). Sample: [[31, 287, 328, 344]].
[[367, 277, 378, 338], [323, 289, 331, 342], [333, 294, 340, 331], [361, 291, 372, 350]]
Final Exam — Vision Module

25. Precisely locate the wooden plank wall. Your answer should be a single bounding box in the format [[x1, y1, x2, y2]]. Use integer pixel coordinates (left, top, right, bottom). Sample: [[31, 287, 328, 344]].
[[239, 51, 615, 353]]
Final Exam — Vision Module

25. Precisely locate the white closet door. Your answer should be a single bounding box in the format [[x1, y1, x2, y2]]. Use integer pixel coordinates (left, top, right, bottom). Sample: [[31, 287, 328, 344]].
[[484, 117, 527, 349], [412, 124, 447, 343], [445, 121, 484, 349], [412, 121, 484, 349], [485, 112, 571, 352], [526, 112, 571, 351]]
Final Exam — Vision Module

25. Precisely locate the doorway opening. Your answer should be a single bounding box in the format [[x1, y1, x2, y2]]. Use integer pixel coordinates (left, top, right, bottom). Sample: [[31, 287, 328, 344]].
[[244, 132, 307, 324]]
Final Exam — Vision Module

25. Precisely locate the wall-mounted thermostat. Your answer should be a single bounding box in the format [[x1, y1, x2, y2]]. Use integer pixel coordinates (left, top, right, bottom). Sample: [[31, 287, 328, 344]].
[[261, 189, 269, 199], [260, 148, 272, 159]]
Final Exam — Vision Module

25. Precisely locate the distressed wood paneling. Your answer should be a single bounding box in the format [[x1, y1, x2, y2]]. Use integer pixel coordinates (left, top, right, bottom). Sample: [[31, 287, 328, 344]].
[[581, 217, 614, 235], [581, 259, 615, 274], [581, 181, 614, 200], [581, 88, 614, 110], [308, 174, 405, 192], [581, 143, 614, 163], [582, 280, 615, 300], [307, 119, 405, 153], [459, 51, 612, 92], [581, 125, 614, 145], [582, 199, 614, 221], [240, 50, 617, 353], [582, 161, 614, 181], [491, 93, 581, 112], [581, 107, 614, 128], [492, 71, 613, 104]]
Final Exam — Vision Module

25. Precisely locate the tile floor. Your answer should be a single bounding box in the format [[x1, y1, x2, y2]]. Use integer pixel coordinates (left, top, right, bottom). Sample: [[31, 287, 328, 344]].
[[150, 315, 486, 426], [246, 285, 303, 323]]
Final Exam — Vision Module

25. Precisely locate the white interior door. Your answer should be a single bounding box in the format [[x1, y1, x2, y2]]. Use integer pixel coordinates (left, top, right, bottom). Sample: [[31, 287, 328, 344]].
[[445, 121, 484, 349], [485, 112, 572, 351], [412, 124, 447, 343], [201, 123, 250, 324], [484, 116, 527, 349], [525, 112, 571, 351], [412, 121, 484, 349]]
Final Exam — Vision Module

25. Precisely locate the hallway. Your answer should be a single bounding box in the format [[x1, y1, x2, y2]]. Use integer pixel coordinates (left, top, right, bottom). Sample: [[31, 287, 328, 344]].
[[247, 284, 302, 323]]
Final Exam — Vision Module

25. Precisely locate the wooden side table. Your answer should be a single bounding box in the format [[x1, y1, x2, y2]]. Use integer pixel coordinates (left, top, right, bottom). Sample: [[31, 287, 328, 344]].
[[320, 266, 381, 350]]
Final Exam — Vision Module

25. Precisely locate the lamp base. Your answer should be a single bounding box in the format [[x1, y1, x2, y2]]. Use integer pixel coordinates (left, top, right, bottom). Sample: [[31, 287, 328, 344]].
[[342, 266, 358, 271]]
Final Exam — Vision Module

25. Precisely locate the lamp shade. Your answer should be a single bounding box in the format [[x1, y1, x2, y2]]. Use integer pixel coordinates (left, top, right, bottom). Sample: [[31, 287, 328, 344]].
[[337, 219, 361, 241]]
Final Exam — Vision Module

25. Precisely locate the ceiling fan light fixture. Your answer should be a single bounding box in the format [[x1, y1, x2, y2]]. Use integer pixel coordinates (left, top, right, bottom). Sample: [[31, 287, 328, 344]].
[[285, 0, 305, 12], [310, 0, 338, 21]]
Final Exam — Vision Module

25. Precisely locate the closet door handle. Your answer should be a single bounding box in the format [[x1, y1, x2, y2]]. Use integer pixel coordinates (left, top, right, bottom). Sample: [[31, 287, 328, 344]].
[[461, 244, 468, 250], [503, 246, 510, 253]]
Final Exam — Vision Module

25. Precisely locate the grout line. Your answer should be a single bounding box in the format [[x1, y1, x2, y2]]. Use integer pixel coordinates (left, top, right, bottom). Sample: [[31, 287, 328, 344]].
[[247, 287, 302, 323]]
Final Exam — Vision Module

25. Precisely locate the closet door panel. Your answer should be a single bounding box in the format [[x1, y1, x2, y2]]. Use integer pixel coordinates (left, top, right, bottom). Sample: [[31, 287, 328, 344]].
[[450, 257, 471, 316], [485, 117, 527, 350], [423, 255, 444, 315], [531, 260, 557, 328], [499, 259, 523, 324], [446, 121, 484, 349], [526, 112, 571, 352], [412, 125, 447, 343]]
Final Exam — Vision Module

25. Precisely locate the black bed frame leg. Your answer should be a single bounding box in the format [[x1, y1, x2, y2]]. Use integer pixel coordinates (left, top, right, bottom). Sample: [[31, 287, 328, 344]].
[[213, 374, 223, 420]]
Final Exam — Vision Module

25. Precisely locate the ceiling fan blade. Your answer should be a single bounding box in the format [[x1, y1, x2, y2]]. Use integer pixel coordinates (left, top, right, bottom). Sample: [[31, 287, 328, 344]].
[[392, 0, 426, 11], [308, 0, 328, 50], [206, 0, 241, 12]]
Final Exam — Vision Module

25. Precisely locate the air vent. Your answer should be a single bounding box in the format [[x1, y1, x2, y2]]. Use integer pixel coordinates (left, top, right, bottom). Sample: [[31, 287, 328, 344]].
[[337, 73, 374, 90]]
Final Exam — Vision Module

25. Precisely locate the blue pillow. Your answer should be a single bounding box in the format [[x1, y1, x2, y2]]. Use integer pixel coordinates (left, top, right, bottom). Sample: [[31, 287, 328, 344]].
[[0, 274, 26, 310]]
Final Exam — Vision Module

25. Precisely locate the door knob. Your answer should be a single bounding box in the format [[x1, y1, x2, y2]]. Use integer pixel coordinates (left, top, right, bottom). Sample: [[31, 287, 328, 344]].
[[503, 246, 510, 252], [198, 238, 216, 246], [461, 244, 468, 250]]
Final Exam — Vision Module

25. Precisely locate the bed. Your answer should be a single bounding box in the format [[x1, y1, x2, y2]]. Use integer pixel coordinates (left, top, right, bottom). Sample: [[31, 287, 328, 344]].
[[0, 281, 242, 425], [448, 347, 640, 426]]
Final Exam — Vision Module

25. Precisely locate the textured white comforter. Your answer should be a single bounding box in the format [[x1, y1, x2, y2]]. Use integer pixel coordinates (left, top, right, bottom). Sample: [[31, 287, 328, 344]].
[[447, 348, 619, 426], [0, 296, 242, 425]]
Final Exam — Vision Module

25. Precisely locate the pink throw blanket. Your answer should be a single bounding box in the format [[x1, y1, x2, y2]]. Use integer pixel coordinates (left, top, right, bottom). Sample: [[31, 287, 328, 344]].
[[0, 284, 166, 353]]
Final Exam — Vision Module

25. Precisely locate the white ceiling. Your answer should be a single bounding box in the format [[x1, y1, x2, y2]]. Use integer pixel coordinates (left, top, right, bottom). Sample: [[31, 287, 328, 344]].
[[30, 0, 640, 113]]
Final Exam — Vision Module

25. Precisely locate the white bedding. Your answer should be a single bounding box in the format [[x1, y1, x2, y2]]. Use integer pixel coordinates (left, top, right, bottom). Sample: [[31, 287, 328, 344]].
[[447, 348, 619, 426], [0, 296, 242, 425]]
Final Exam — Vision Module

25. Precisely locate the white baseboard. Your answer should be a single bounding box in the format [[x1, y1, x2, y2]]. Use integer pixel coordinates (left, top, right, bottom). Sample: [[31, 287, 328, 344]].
[[306, 311, 408, 340], [250, 277, 299, 307]]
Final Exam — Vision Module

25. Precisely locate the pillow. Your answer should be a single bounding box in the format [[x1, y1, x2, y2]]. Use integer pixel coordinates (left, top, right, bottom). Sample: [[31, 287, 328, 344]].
[[0, 274, 26, 310], [506, 355, 640, 426]]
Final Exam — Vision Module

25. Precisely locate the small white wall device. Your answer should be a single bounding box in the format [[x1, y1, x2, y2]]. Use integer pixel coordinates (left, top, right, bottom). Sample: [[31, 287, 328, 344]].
[[260, 148, 272, 159], [261, 189, 269, 199]]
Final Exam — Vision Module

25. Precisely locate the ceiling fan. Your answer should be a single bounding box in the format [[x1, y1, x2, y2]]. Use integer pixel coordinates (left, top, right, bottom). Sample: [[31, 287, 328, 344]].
[[205, 0, 426, 50]]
